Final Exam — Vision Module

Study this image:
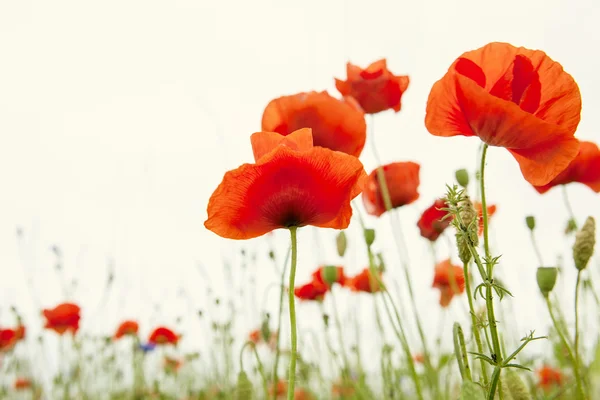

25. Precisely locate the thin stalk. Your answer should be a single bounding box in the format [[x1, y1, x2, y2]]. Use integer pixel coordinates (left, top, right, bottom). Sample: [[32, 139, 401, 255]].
[[287, 226, 298, 400], [574, 270, 585, 399], [479, 144, 503, 400], [453, 323, 472, 381], [271, 247, 291, 399], [463, 261, 489, 386], [252, 345, 269, 399], [562, 186, 577, 228], [330, 288, 351, 372], [529, 231, 545, 267]]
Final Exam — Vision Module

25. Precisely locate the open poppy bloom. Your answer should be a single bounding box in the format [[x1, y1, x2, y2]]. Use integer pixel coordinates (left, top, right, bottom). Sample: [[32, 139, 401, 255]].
[[335, 59, 410, 114], [536, 365, 563, 391], [311, 265, 346, 287], [362, 162, 420, 217], [205, 128, 367, 240], [42, 303, 81, 335], [148, 326, 179, 346], [417, 199, 452, 241], [473, 201, 497, 236], [295, 281, 328, 301], [425, 42, 582, 186], [114, 320, 139, 339], [432, 260, 465, 307], [261, 91, 367, 157], [345, 268, 383, 293], [533, 141, 600, 194]]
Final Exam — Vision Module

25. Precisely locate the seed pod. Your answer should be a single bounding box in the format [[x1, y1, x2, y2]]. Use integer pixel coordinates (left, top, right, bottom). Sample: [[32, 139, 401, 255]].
[[364, 228, 376, 247], [573, 217, 596, 271], [336, 231, 347, 257], [536, 267, 558, 297], [455, 169, 469, 188], [525, 216, 536, 231]]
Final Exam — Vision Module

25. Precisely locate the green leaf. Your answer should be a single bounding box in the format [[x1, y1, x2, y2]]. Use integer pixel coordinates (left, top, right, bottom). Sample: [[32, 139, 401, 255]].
[[460, 380, 484, 400]]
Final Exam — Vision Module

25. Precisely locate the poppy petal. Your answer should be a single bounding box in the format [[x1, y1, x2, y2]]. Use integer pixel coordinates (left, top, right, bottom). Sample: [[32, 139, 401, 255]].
[[250, 128, 313, 162]]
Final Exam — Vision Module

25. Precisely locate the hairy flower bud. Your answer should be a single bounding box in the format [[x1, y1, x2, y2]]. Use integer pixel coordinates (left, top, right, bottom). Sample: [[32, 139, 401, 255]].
[[525, 216, 536, 231], [235, 371, 253, 400], [573, 217, 596, 271], [536, 267, 558, 297], [455, 169, 470, 188], [364, 228, 376, 247], [336, 231, 347, 257], [456, 233, 471, 264]]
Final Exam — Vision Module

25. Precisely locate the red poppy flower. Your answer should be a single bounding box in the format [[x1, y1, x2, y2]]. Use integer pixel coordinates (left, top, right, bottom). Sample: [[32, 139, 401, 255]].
[[417, 199, 452, 241], [14, 378, 32, 390], [261, 91, 367, 157], [248, 329, 261, 344], [533, 141, 600, 194], [345, 268, 383, 293], [332, 380, 355, 398], [205, 128, 367, 240], [269, 380, 287, 397], [413, 353, 425, 364], [362, 162, 420, 217], [536, 365, 563, 391], [148, 326, 179, 346], [432, 260, 465, 307], [293, 388, 315, 400], [473, 202, 497, 236], [294, 281, 328, 301], [42, 303, 81, 335], [0, 328, 18, 352], [425, 42, 581, 186], [15, 325, 25, 340], [335, 59, 410, 114], [114, 320, 139, 339], [164, 356, 183, 373], [311, 265, 346, 287]]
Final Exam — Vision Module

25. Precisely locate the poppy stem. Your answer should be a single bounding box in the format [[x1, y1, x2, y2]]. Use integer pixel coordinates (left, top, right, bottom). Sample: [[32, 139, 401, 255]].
[[287, 226, 298, 400], [452, 322, 472, 381], [573, 270, 586, 399], [462, 261, 489, 386], [271, 246, 291, 399], [529, 230, 545, 267], [562, 186, 578, 229]]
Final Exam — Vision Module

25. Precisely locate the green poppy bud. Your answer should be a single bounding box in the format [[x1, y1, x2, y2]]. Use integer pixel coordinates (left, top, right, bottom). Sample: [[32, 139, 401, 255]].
[[525, 216, 536, 231], [336, 231, 347, 257], [536, 267, 558, 297], [321, 265, 339, 286], [364, 228, 375, 246], [455, 169, 469, 188], [573, 216, 596, 271]]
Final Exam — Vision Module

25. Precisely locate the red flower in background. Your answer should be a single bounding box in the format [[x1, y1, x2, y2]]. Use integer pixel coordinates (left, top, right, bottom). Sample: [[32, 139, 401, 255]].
[[473, 202, 497, 236], [295, 281, 328, 302], [536, 365, 563, 391], [533, 141, 600, 194], [148, 326, 179, 346], [261, 91, 367, 157], [335, 59, 410, 114], [164, 356, 183, 373], [432, 260, 465, 307], [42, 303, 81, 335], [417, 199, 452, 241], [425, 42, 581, 186], [0, 328, 18, 352], [14, 378, 32, 390], [114, 320, 139, 339], [248, 329, 261, 344], [311, 265, 346, 287], [362, 162, 420, 217], [205, 129, 367, 240], [345, 268, 383, 293]]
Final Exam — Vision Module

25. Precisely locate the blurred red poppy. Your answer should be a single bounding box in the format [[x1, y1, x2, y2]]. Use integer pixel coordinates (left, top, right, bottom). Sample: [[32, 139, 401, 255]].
[[335, 59, 410, 114], [148, 326, 179, 346], [261, 91, 367, 157], [473, 202, 497, 236], [114, 320, 139, 340], [164, 356, 183, 373], [432, 260, 465, 307], [42, 303, 81, 335], [536, 365, 563, 391], [345, 268, 383, 293], [533, 141, 600, 194], [425, 42, 581, 186], [205, 129, 367, 240], [311, 265, 346, 287], [417, 199, 452, 241], [362, 162, 420, 217], [248, 329, 261, 344], [0, 328, 18, 352], [14, 378, 32, 390], [295, 281, 328, 301]]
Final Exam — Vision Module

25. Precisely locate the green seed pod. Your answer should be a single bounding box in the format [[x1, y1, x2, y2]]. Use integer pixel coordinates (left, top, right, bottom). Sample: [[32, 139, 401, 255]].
[[364, 228, 376, 247], [455, 169, 470, 188], [336, 231, 347, 257], [321, 265, 339, 286], [525, 216, 536, 231], [234, 371, 253, 400], [573, 216, 596, 271], [536, 267, 558, 297]]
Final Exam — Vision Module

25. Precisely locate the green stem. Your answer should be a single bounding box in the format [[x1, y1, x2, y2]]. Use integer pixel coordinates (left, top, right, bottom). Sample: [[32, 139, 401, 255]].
[[529, 231, 545, 267], [562, 186, 577, 228], [479, 144, 503, 400], [544, 297, 580, 389], [463, 261, 489, 386], [271, 247, 291, 399], [252, 345, 269, 399], [574, 270, 585, 399], [330, 287, 351, 372], [287, 226, 298, 400], [453, 323, 472, 381]]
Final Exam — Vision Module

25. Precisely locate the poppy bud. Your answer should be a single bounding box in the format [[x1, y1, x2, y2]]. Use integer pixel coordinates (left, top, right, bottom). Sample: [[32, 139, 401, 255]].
[[459, 197, 479, 246], [565, 218, 578, 235], [536, 267, 558, 297], [525, 216, 536, 231], [364, 228, 376, 246], [322, 314, 330, 327], [234, 371, 253, 400], [573, 217, 596, 271], [336, 231, 347, 257], [503, 369, 530, 400], [455, 169, 469, 188], [456, 233, 471, 264], [321, 265, 339, 287], [268, 250, 275, 260]]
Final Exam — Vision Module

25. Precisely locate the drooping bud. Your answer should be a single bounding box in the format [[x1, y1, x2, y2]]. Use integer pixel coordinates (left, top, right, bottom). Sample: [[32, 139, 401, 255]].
[[455, 169, 469, 188], [525, 216, 536, 231], [322, 314, 330, 327], [573, 217, 596, 271], [234, 371, 253, 400], [321, 265, 339, 287], [364, 228, 376, 247], [536, 267, 558, 297], [336, 231, 347, 257], [459, 197, 479, 247], [456, 233, 471, 264]]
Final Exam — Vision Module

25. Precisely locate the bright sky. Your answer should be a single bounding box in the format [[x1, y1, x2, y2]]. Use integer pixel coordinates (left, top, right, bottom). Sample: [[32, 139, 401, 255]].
[[1, 0, 598, 384]]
